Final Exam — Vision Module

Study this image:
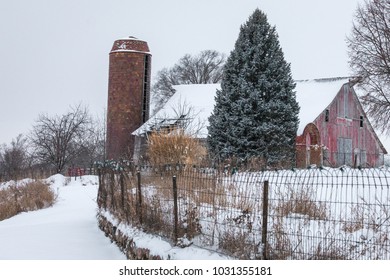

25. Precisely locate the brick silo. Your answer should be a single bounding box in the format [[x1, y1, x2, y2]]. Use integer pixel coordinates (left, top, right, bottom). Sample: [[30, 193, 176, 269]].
[[106, 37, 151, 160]]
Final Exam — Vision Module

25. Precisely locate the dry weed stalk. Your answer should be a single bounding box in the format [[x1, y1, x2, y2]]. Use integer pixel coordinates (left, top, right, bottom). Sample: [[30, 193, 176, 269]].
[[267, 216, 293, 259], [147, 128, 207, 167], [0, 180, 56, 221], [350, 197, 390, 259], [225, 173, 263, 214], [219, 229, 256, 259], [309, 238, 347, 260], [141, 172, 173, 200], [275, 183, 328, 220], [141, 195, 173, 238], [342, 204, 365, 233]]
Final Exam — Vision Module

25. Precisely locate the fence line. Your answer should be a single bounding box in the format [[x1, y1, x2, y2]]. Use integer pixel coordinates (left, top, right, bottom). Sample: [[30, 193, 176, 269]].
[[97, 164, 390, 260], [0, 168, 54, 183], [0, 166, 100, 183]]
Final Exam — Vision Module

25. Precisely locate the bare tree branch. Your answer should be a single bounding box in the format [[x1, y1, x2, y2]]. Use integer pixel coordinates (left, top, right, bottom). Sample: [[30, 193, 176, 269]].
[[29, 104, 92, 173], [151, 50, 226, 114], [0, 134, 28, 180], [347, 0, 390, 133]]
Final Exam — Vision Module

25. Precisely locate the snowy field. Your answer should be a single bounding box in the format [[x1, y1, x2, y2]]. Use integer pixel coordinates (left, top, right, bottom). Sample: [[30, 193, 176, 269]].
[[0, 175, 126, 260], [2, 168, 390, 260], [99, 166, 390, 260], [0, 174, 229, 260], [1, 173, 390, 280]]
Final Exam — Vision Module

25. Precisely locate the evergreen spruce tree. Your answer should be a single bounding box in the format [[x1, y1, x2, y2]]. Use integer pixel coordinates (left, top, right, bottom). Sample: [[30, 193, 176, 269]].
[[207, 9, 299, 166]]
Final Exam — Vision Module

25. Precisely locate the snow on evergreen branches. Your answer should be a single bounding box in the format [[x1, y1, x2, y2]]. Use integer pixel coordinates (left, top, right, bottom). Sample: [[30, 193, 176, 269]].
[[207, 9, 299, 166]]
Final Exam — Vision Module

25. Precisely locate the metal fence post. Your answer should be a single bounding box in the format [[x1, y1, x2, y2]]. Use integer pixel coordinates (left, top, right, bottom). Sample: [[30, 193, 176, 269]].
[[137, 171, 143, 225], [172, 175, 179, 243], [262, 180, 269, 260]]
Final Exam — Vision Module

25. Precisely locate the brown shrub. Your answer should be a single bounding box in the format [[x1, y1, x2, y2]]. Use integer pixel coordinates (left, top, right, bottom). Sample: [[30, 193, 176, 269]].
[[147, 128, 207, 167], [275, 184, 328, 220], [342, 204, 365, 233], [219, 230, 256, 259], [0, 180, 57, 221]]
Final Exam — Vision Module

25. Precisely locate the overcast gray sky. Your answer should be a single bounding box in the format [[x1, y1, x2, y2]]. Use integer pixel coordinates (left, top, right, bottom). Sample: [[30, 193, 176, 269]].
[[0, 0, 363, 146]]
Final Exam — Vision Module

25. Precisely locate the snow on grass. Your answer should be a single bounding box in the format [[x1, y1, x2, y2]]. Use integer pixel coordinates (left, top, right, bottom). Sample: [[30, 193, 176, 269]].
[[99, 209, 231, 260], [0, 177, 35, 190], [0, 174, 126, 260], [0, 174, 231, 260], [100, 166, 390, 259], [4, 167, 386, 260]]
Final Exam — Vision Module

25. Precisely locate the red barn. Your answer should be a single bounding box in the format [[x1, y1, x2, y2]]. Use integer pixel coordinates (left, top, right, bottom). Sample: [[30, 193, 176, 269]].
[[296, 77, 387, 168]]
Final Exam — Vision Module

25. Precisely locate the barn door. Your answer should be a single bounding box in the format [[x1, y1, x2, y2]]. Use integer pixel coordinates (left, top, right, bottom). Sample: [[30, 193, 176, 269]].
[[337, 138, 352, 166]]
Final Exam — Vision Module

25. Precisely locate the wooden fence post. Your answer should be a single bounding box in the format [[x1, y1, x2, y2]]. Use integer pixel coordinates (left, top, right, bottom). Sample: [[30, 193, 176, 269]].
[[97, 168, 103, 208], [137, 171, 143, 225], [262, 180, 269, 260], [109, 171, 116, 211], [172, 175, 179, 243], [120, 173, 125, 209]]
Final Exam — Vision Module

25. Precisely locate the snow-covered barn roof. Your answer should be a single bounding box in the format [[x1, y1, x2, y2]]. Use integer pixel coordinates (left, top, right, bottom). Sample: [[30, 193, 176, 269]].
[[133, 84, 220, 138], [133, 77, 353, 137], [295, 77, 350, 134]]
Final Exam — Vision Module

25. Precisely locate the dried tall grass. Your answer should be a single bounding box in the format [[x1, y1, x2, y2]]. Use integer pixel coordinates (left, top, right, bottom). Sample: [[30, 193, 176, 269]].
[[0, 180, 57, 221], [147, 128, 207, 167], [274, 183, 328, 220]]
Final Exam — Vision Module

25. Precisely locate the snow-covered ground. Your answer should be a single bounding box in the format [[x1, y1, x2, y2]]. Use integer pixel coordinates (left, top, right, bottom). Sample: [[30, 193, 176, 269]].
[[98, 166, 390, 260], [0, 175, 125, 260], [0, 174, 228, 260], [1, 174, 389, 280]]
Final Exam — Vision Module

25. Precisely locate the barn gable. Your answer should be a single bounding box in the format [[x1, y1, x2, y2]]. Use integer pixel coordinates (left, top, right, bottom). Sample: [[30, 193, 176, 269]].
[[296, 79, 387, 168]]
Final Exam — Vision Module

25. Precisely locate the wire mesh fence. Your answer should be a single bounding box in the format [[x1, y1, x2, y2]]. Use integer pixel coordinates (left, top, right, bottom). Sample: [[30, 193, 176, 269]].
[[97, 164, 390, 260]]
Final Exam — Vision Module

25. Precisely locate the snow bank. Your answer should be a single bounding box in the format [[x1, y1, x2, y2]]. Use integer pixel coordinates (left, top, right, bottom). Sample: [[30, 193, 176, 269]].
[[98, 209, 231, 260], [0, 175, 125, 260], [0, 177, 35, 190]]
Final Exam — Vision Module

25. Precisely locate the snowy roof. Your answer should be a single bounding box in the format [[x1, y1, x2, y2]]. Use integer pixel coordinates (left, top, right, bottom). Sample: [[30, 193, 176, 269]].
[[295, 77, 350, 134], [110, 36, 151, 54], [133, 77, 351, 137], [133, 84, 220, 138], [118, 36, 145, 41]]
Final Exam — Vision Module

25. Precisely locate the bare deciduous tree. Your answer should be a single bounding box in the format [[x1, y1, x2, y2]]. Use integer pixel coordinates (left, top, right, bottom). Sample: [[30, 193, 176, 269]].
[[73, 112, 106, 167], [175, 50, 226, 84], [0, 134, 28, 180], [347, 0, 390, 134], [146, 98, 207, 139], [29, 104, 91, 173], [151, 50, 226, 113]]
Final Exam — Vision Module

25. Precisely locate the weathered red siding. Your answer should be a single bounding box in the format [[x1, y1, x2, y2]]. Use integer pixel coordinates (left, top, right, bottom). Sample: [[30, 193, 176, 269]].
[[296, 123, 322, 167], [296, 82, 386, 168]]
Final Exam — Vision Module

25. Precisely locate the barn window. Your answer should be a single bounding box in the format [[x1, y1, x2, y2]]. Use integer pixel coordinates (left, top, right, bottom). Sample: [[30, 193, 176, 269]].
[[325, 109, 329, 122], [360, 116, 364, 128]]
